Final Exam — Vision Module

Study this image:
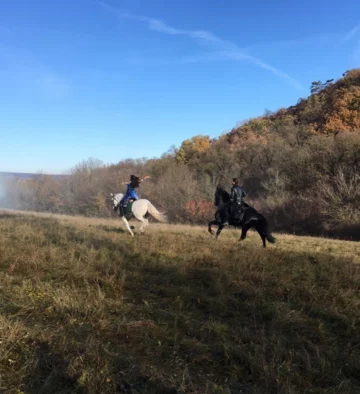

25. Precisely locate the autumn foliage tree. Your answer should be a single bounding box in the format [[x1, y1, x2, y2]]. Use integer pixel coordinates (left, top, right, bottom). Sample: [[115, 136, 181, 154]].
[[185, 199, 213, 223], [175, 135, 211, 163]]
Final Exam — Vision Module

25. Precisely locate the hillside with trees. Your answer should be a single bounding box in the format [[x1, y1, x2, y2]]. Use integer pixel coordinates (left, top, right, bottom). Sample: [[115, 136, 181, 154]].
[[2, 68, 360, 239]]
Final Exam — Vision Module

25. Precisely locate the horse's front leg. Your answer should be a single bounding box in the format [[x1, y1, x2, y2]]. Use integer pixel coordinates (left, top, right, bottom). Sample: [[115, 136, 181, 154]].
[[216, 224, 225, 239], [208, 219, 218, 235], [122, 216, 134, 237]]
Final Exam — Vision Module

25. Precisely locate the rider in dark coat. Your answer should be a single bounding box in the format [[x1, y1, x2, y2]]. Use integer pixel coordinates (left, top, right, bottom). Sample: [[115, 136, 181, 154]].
[[224, 178, 247, 225]]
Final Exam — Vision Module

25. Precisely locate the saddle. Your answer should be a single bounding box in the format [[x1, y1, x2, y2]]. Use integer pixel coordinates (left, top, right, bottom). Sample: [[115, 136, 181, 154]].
[[120, 199, 135, 219], [229, 202, 247, 222]]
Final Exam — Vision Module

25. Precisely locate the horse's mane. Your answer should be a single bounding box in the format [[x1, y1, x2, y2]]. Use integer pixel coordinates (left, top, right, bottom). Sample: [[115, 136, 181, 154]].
[[216, 186, 229, 196], [216, 186, 230, 205]]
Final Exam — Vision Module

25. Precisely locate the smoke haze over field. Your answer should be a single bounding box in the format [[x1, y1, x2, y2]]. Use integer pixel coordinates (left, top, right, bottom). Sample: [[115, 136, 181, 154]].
[[0, 175, 10, 208], [0, 171, 70, 211], [0, 172, 33, 209]]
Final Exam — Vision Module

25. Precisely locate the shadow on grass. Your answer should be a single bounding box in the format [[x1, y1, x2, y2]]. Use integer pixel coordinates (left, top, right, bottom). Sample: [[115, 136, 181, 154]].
[[25, 341, 178, 394], [96, 224, 137, 233], [95, 224, 128, 234], [26, 342, 84, 394], [0, 213, 19, 220]]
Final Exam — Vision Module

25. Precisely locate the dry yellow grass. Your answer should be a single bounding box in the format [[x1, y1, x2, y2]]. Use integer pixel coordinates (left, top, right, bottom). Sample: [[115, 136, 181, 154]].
[[0, 210, 360, 393], [2, 209, 359, 263]]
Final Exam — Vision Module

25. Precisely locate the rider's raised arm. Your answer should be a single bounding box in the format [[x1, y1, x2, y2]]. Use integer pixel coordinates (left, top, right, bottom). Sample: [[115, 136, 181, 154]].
[[140, 175, 151, 182]]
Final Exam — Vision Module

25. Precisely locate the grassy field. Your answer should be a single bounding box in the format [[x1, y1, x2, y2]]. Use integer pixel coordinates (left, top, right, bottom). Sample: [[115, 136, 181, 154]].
[[0, 210, 360, 394]]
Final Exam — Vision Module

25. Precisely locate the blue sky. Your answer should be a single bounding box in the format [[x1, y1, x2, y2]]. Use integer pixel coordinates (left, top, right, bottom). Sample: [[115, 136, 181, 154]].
[[0, 0, 359, 173]]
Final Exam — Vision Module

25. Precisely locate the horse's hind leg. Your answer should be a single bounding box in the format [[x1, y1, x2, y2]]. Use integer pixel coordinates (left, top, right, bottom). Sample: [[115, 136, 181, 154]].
[[254, 223, 266, 248], [122, 217, 134, 237], [138, 217, 148, 234]]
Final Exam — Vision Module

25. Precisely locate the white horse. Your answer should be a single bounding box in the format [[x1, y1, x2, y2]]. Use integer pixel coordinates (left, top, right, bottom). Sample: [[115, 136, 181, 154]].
[[110, 193, 167, 236]]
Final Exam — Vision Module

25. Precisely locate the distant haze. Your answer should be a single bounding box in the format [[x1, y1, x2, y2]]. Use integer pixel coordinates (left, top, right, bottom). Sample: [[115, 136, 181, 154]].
[[0, 172, 68, 180], [0, 172, 68, 210]]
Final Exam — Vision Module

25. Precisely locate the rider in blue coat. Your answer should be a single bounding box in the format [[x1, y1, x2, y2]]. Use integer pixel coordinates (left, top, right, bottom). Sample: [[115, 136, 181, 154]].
[[119, 174, 150, 217]]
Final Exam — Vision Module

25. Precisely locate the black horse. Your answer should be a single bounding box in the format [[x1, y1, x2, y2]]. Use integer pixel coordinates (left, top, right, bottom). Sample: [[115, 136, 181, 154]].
[[208, 186, 276, 247]]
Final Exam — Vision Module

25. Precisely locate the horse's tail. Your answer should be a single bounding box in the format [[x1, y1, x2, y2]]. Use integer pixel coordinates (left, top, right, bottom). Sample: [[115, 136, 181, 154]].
[[147, 202, 168, 223], [260, 216, 276, 244]]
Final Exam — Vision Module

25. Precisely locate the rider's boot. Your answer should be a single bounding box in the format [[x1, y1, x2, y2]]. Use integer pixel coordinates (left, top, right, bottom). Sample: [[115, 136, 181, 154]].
[[223, 207, 230, 226], [238, 205, 245, 223], [119, 203, 125, 217]]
